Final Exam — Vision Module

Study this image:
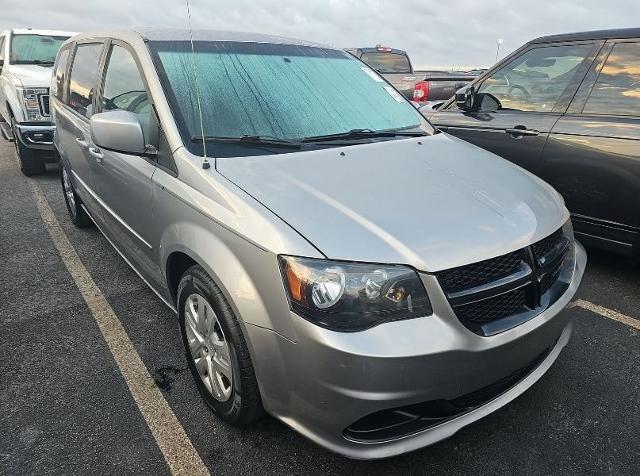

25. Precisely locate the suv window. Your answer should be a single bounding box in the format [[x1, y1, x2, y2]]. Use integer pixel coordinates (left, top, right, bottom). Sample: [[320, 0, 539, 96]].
[[68, 43, 104, 118], [0, 36, 5, 62], [478, 44, 593, 112], [101, 44, 151, 141], [583, 42, 640, 117], [52, 46, 71, 100]]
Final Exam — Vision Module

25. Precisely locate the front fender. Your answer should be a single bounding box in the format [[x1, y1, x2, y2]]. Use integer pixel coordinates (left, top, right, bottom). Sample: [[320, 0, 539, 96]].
[[160, 221, 301, 344], [3, 78, 25, 122]]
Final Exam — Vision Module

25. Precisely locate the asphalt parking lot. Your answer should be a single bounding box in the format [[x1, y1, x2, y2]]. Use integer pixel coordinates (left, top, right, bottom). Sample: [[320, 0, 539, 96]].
[[1, 139, 639, 475]]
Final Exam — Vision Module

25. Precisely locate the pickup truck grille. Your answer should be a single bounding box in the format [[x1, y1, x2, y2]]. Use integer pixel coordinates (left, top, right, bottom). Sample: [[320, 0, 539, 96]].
[[38, 94, 50, 116], [436, 227, 573, 336]]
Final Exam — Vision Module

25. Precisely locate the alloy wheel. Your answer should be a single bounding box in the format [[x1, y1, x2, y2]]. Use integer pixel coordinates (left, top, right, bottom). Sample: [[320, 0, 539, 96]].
[[62, 167, 77, 217], [184, 293, 234, 402]]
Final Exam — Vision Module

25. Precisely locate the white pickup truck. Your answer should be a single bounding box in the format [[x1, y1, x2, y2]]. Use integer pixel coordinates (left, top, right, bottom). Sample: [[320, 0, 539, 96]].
[[0, 28, 75, 175]]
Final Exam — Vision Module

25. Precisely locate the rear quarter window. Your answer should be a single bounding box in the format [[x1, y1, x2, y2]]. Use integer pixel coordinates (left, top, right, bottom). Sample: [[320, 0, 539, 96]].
[[583, 42, 640, 116]]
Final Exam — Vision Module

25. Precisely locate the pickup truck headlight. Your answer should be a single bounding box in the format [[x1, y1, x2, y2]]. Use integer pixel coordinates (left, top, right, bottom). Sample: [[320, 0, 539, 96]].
[[18, 87, 48, 121], [279, 256, 432, 331]]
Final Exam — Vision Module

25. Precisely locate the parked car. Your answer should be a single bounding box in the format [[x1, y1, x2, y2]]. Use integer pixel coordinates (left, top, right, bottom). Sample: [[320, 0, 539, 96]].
[[345, 45, 475, 106], [53, 29, 585, 459], [0, 28, 75, 175], [429, 28, 640, 258]]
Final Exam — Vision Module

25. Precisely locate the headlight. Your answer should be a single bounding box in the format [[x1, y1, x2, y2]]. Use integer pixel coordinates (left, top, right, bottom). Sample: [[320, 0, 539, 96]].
[[279, 256, 432, 331], [18, 87, 48, 121]]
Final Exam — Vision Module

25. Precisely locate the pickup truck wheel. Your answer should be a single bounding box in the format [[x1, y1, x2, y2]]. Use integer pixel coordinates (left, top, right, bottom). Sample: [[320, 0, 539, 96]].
[[12, 117, 45, 176], [60, 163, 93, 228], [177, 265, 263, 426]]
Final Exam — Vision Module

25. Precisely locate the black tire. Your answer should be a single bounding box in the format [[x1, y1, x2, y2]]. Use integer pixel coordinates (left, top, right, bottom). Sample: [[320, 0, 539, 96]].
[[60, 161, 93, 228], [12, 117, 46, 176], [177, 265, 263, 425]]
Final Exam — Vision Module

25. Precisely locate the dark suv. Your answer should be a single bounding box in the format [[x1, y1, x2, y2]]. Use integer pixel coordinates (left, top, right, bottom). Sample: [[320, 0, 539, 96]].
[[429, 28, 640, 257]]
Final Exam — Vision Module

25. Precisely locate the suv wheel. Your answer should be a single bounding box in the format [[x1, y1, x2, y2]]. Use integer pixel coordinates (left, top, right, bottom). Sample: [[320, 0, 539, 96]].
[[60, 162, 92, 228], [12, 117, 46, 176], [177, 265, 263, 425]]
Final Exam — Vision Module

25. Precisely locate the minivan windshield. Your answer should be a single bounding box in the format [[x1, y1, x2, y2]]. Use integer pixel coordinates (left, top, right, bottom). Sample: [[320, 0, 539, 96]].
[[11, 34, 69, 65], [150, 41, 431, 157]]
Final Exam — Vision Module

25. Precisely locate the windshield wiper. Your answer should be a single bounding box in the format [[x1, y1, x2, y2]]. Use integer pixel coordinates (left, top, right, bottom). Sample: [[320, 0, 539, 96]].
[[191, 135, 302, 149], [301, 128, 427, 143]]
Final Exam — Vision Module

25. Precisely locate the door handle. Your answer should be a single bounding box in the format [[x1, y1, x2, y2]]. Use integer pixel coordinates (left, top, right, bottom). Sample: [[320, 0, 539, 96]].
[[505, 127, 539, 138], [88, 146, 104, 163], [75, 137, 89, 148]]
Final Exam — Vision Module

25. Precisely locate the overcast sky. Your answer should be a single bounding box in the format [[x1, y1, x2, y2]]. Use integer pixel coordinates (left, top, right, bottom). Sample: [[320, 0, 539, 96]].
[[1, 0, 638, 67]]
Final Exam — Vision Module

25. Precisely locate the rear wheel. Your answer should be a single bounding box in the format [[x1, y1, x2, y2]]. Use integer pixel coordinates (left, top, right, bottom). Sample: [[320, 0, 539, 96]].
[[177, 265, 263, 425], [12, 117, 45, 176], [60, 162, 92, 228]]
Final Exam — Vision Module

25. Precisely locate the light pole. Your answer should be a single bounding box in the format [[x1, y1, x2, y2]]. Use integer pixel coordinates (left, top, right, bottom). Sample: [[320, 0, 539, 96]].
[[495, 38, 504, 63]]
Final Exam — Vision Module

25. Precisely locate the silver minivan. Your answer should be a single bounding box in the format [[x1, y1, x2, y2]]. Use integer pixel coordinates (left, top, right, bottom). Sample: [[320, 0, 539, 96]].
[[52, 29, 586, 459]]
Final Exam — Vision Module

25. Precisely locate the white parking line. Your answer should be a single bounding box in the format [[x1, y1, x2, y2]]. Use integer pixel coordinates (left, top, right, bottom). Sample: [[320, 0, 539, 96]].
[[572, 299, 640, 331], [29, 179, 209, 476]]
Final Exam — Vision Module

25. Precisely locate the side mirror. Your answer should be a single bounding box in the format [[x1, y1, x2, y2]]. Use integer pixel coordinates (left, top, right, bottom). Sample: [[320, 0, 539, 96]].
[[476, 93, 502, 112], [455, 85, 476, 111], [90, 110, 146, 154]]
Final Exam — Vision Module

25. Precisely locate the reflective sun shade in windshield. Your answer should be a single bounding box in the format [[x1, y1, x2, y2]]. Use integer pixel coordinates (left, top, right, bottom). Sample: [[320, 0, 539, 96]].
[[150, 41, 424, 156], [11, 35, 69, 64]]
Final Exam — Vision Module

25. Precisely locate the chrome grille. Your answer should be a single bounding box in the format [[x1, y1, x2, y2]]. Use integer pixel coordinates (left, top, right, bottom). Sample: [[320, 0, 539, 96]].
[[38, 94, 50, 116]]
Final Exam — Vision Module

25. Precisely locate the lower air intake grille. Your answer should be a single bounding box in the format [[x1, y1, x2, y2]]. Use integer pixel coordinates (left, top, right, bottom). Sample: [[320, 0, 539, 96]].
[[344, 342, 554, 443], [437, 226, 572, 336]]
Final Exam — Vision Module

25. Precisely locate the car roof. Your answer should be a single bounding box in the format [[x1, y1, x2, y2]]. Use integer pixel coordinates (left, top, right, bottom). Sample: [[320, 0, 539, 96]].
[[530, 28, 640, 44], [67, 28, 331, 49], [11, 28, 76, 37]]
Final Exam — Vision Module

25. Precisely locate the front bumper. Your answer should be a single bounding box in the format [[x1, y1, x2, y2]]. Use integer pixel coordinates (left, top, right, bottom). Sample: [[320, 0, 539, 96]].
[[247, 242, 586, 459], [15, 123, 56, 152]]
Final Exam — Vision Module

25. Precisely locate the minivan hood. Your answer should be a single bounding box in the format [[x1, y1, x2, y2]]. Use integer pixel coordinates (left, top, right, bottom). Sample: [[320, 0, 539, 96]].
[[217, 133, 569, 272], [8, 64, 53, 87]]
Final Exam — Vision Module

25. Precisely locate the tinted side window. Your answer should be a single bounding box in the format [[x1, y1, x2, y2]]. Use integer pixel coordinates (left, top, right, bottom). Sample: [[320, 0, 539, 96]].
[[0, 36, 5, 62], [52, 46, 71, 100], [101, 44, 151, 141], [478, 44, 593, 112], [583, 42, 640, 116], [360, 52, 411, 73], [68, 43, 104, 118]]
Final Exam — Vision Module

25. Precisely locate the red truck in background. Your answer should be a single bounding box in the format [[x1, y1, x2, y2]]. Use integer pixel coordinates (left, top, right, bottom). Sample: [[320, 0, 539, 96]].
[[345, 45, 480, 109]]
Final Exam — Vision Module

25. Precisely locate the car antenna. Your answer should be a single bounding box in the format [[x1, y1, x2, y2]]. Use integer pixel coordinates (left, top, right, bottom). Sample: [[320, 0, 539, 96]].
[[185, 0, 210, 170]]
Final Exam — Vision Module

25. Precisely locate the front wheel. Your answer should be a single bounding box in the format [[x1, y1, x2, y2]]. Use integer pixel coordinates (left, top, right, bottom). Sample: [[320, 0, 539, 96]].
[[177, 265, 263, 425], [60, 162, 92, 228], [12, 117, 45, 176]]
